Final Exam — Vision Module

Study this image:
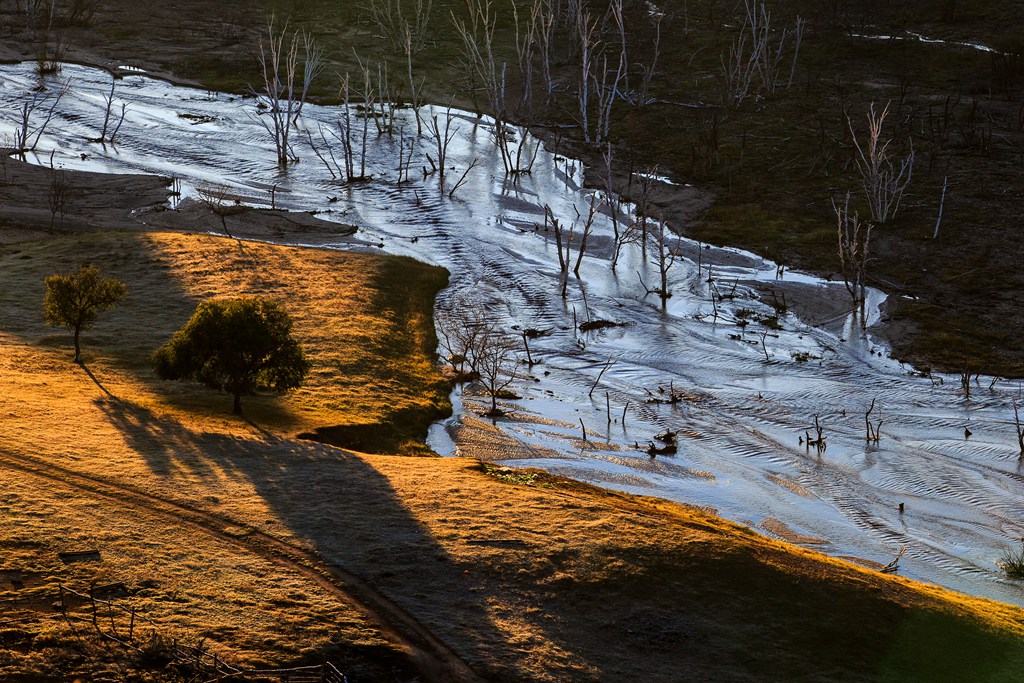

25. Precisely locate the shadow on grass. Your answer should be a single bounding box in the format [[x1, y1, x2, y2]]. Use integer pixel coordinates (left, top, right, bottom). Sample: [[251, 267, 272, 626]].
[[297, 254, 453, 454], [94, 395, 513, 678], [80, 362, 117, 400]]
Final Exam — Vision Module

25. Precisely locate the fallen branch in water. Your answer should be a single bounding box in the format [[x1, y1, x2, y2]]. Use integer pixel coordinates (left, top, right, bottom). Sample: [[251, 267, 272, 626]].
[[881, 547, 907, 574]]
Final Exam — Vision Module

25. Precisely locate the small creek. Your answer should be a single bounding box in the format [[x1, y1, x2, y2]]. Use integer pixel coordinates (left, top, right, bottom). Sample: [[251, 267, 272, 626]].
[[2, 62, 1024, 606]]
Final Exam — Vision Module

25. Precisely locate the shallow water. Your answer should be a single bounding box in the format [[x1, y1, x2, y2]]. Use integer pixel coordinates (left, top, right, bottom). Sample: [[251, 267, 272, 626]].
[[3, 62, 1024, 605], [852, 29, 1001, 55]]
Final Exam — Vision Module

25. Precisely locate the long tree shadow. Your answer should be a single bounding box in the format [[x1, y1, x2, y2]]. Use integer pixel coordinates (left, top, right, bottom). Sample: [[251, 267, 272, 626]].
[[80, 362, 117, 400], [95, 396, 514, 679]]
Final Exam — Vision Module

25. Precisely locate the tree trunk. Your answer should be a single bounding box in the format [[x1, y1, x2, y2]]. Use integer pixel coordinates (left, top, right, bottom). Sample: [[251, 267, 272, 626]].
[[233, 392, 242, 415], [73, 324, 82, 363]]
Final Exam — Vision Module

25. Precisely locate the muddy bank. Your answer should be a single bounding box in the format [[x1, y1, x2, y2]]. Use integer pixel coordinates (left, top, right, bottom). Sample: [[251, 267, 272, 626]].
[[0, 149, 168, 242], [0, 153, 362, 247]]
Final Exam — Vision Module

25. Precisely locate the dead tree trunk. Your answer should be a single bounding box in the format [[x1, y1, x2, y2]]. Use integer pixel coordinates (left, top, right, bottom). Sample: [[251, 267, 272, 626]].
[[255, 17, 324, 167]]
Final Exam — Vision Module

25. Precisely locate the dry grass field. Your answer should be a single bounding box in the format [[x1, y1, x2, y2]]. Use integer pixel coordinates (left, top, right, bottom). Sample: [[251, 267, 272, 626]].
[[1, 231, 1024, 680]]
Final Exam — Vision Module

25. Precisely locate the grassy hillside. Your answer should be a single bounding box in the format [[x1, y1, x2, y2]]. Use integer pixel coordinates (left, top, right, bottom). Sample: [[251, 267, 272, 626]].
[[0, 231, 451, 453]]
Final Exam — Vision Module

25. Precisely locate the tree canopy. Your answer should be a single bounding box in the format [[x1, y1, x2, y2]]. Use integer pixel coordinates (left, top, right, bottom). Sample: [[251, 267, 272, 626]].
[[153, 296, 310, 414], [43, 264, 127, 363]]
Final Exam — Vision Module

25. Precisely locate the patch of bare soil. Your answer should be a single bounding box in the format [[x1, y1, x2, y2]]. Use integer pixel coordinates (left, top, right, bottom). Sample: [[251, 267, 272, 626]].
[[0, 151, 168, 242], [0, 154, 365, 248]]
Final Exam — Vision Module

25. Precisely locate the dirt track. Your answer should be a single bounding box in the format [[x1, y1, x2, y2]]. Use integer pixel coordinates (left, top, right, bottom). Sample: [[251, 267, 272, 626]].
[[0, 447, 482, 683]]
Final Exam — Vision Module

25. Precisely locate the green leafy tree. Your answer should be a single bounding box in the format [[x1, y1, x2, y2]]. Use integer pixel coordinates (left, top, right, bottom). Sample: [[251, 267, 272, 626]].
[[153, 296, 310, 415], [43, 264, 127, 363]]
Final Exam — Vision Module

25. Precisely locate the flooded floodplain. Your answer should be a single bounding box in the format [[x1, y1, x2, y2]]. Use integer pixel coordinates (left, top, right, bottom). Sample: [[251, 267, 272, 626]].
[[3, 62, 1024, 606]]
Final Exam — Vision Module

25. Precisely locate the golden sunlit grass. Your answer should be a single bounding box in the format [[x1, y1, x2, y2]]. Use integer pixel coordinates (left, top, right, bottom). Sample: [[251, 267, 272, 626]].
[[0, 231, 451, 454], [309, 451, 1024, 681], [0, 231, 449, 677], [0, 467, 390, 681], [1, 231, 1024, 680]]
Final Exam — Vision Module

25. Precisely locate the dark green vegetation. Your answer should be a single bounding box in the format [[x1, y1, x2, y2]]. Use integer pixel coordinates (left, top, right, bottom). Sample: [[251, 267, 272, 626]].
[[153, 296, 311, 415], [43, 263, 127, 363]]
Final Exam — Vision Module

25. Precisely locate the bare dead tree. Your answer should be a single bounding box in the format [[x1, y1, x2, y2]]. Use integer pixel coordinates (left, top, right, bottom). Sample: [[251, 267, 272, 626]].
[[353, 59, 377, 178], [833, 193, 871, 307], [805, 414, 826, 453], [933, 175, 948, 240], [497, 120, 542, 178], [254, 16, 324, 167], [47, 154, 71, 228], [475, 326, 521, 416], [786, 17, 806, 90], [634, 14, 662, 106], [306, 123, 345, 180], [451, 0, 500, 118], [436, 296, 521, 415], [401, 29, 425, 135], [306, 73, 371, 183], [454, 0, 536, 179], [512, 1, 538, 108], [13, 78, 70, 155], [1014, 399, 1024, 457], [436, 295, 489, 381], [95, 75, 128, 145], [573, 193, 603, 277], [848, 102, 914, 224], [196, 183, 239, 238], [545, 203, 573, 299], [631, 166, 659, 259], [337, 74, 358, 180], [364, 0, 432, 135], [396, 128, 416, 185], [562, 0, 584, 54], [721, 0, 803, 105], [721, 18, 756, 104], [449, 157, 479, 198], [593, 50, 626, 143], [64, 0, 99, 27], [373, 61, 397, 137], [576, 10, 597, 142], [535, 0, 557, 101], [603, 144, 636, 270], [865, 398, 883, 442], [364, 0, 432, 52], [426, 107, 458, 190], [608, 0, 628, 96], [960, 369, 977, 398], [643, 217, 680, 304], [33, 0, 68, 76]]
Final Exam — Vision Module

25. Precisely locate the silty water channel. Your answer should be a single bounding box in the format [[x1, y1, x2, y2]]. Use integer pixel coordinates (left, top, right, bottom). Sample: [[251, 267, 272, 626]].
[[3, 61, 1023, 606]]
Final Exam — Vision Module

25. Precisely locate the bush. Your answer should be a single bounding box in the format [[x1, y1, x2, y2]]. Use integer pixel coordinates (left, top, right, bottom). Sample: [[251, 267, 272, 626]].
[[153, 296, 309, 414], [997, 542, 1024, 579]]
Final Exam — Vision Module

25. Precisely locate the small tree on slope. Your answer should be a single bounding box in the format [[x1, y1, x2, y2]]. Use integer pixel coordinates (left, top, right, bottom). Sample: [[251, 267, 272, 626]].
[[43, 264, 127, 364]]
